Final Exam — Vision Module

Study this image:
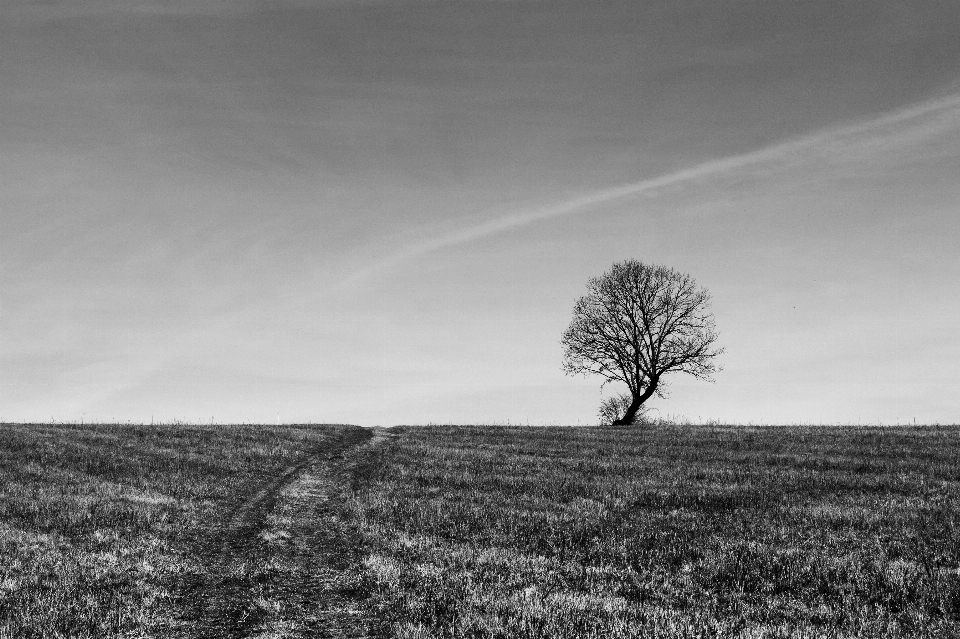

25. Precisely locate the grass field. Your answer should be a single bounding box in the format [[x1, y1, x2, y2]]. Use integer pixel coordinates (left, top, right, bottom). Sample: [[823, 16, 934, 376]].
[[2, 422, 959, 638], [350, 424, 960, 638], [0, 422, 367, 638]]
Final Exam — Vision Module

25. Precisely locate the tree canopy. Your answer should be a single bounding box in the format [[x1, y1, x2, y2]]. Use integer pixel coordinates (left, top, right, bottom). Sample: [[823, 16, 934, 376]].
[[562, 260, 723, 425]]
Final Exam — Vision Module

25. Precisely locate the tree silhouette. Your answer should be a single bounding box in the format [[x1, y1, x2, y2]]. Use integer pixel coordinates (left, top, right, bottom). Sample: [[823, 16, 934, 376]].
[[599, 392, 654, 426], [562, 260, 723, 425]]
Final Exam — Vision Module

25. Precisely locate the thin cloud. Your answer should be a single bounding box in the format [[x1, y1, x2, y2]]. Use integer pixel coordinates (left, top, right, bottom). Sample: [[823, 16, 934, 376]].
[[7, 0, 258, 19], [326, 93, 960, 295]]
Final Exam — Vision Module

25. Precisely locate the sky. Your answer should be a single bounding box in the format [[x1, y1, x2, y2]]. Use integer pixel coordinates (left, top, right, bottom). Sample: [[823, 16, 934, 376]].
[[2, 0, 959, 426]]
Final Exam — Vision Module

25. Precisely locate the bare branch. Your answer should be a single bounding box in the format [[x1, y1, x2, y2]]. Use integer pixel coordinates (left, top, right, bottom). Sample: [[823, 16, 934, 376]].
[[561, 259, 723, 425]]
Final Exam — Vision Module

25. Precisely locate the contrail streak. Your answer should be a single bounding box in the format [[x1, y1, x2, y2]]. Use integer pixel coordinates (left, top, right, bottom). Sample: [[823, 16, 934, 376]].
[[328, 93, 960, 295]]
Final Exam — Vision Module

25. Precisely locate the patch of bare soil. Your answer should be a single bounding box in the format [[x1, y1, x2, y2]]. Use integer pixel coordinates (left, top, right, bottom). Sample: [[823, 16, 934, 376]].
[[167, 426, 388, 638]]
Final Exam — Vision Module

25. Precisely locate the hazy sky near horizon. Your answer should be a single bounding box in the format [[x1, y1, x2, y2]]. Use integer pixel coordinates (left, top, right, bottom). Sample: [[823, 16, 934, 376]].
[[3, 0, 959, 425]]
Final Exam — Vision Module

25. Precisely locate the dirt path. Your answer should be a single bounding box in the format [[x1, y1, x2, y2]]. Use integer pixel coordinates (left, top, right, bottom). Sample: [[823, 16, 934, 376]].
[[168, 426, 390, 638]]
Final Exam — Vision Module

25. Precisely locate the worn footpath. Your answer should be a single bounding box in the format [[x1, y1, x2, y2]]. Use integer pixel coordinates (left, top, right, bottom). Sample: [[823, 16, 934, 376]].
[[166, 426, 392, 638]]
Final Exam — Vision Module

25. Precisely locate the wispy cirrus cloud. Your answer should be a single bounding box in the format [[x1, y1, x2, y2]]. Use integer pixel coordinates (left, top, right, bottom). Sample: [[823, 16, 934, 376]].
[[6, 0, 386, 19], [5, 0, 255, 18], [328, 92, 960, 295]]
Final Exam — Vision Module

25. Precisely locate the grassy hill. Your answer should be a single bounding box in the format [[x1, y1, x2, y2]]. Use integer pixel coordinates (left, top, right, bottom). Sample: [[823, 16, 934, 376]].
[[0, 422, 370, 638], [350, 423, 960, 638], [2, 421, 958, 637]]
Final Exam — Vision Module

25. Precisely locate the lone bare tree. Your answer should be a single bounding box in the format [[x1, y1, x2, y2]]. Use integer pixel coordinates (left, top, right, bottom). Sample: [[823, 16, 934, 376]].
[[562, 260, 723, 425]]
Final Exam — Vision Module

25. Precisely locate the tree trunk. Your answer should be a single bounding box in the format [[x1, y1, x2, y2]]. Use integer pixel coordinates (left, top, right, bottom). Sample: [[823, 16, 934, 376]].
[[613, 379, 658, 425]]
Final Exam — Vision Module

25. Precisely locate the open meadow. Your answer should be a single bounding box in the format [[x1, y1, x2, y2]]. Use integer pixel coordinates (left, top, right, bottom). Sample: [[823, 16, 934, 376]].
[[2, 422, 959, 638], [350, 423, 960, 638], [0, 422, 374, 638]]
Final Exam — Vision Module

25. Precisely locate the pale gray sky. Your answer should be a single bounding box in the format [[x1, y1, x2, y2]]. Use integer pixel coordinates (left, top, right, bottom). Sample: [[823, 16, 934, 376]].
[[2, 0, 959, 424]]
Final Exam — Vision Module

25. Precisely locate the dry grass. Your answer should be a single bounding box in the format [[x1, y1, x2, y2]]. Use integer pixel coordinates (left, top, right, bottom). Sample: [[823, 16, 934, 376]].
[[0, 422, 357, 638], [350, 423, 960, 638], [4, 421, 959, 638]]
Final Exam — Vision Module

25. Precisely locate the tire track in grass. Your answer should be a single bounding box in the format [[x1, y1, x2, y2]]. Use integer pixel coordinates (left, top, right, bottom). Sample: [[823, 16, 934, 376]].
[[170, 426, 382, 638], [250, 427, 396, 638]]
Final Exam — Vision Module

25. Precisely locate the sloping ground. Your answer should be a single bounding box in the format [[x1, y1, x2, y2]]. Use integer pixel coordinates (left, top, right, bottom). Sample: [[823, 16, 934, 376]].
[[351, 424, 960, 638], [0, 423, 385, 638]]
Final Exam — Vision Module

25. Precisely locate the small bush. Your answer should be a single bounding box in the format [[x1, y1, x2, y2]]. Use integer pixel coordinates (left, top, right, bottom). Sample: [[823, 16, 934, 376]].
[[598, 393, 653, 425]]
